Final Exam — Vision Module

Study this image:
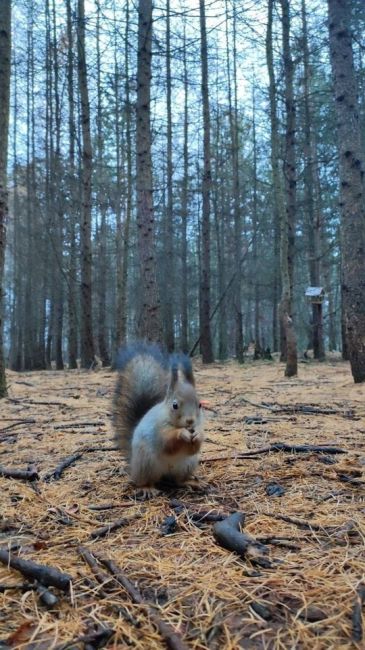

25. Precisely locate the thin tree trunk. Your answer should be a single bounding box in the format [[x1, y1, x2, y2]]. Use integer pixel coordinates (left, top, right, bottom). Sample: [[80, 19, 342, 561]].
[[119, 0, 132, 347], [301, 0, 324, 361], [280, 0, 298, 377], [164, 0, 174, 351], [0, 0, 11, 396], [66, 0, 78, 369], [136, 0, 162, 342], [328, 0, 365, 382], [180, 19, 189, 353], [95, 1, 110, 366], [266, 0, 284, 357], [199, 0, 214, 363], [77, 0, 95, 367]]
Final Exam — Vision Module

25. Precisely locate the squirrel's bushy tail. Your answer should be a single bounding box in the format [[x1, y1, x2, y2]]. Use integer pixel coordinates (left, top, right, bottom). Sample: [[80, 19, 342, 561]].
[[113, 343, 169, 452]]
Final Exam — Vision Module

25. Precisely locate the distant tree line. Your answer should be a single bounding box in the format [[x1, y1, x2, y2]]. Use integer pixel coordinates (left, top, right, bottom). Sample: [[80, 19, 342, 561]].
[[0, 0, 364, 395]]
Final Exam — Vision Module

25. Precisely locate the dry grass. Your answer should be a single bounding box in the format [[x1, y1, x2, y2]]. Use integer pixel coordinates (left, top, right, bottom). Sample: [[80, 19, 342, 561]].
[[0, 356, 364, 649]]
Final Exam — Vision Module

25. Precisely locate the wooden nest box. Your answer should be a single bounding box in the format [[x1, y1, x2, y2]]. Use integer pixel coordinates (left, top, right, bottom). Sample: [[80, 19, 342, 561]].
[[305, 286, 325, 304]]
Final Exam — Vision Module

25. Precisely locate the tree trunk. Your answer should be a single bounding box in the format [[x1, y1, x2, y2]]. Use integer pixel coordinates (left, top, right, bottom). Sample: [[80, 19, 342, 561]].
[[0, 0, 11, 397], [280, 0, 297, 377], [95, 2, 110, 366], [266, 0, 284, 356], [164, 0, 174, 352], [180, 19, 189, 354], [136, 0, 162, 343], [77, 0, 95, 368], [301, 0, 325, 361], [66, 0, 78, 369], [199, 0, 214, 363], [328, 0, 365, 382]]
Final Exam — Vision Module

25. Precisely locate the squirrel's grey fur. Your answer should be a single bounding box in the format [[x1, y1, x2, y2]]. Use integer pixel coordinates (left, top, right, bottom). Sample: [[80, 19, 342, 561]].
[[113, 342, 204, 492]]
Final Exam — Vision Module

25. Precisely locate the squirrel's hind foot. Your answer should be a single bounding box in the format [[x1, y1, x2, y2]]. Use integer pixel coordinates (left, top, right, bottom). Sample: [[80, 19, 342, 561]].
[[136, 486, 161, 500]]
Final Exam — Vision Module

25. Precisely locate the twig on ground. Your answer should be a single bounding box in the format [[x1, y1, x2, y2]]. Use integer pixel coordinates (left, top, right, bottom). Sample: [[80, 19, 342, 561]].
[[55, 624, 115, 650], [90, 516, 139, 539], [202, 442, 346, 463], [0, 419, 36, 433], [53, 421, 105, 430], [94, 552, 190, 650], [0, 465, 39, 481], [352, 583, 365, 642], [232, 396, 355, 418], [78, 549, 139, 627], [0, 549, 71, 591], [44, 453, 83, 481], [262, 512, 327, 532]]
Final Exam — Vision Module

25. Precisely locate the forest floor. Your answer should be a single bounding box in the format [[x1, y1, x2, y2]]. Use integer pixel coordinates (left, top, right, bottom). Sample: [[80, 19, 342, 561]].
[[0, 356, 364, 649]]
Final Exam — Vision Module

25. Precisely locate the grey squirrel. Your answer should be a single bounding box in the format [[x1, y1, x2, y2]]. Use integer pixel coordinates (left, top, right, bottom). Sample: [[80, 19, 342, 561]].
[[113, 343, 204, 498]]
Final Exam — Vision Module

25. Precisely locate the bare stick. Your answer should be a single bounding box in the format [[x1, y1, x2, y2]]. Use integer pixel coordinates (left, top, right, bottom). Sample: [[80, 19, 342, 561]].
[[213, 512, 270, 567], [78, 549, 139, 627], [0, 465, 39, 481], [53, 421, 105, 430], [90, 517, 138, 539], [262, 512, 325, 532], [0, 419, 36, 433], [202, 442, 346, 463], [95, 553, 190, 650], [352, 583, 365, 642], [44, 453, 83, 481], [0, 549, 71, 591]]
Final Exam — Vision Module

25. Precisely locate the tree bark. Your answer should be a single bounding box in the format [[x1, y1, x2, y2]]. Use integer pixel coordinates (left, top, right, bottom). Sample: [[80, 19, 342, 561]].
[[280, 0, 297, 377], [199, 0, 214, 363], [136, 0, 162, 343], [66, 0, 78, 369], [266, 0, 284, 356], [164, 0, 174, 352], [180, 19, 189, 354], [301, 0, 325, 361], [0, 0, 11, 397], [328, 0, 365, 382], [77, 0, 95, 367]]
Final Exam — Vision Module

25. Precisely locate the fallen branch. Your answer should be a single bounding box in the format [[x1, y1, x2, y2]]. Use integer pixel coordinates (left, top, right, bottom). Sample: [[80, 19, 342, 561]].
[[44, 453, 83, 481], [79, 546, 114, 587], [352, 583, 365, 642], [0, 419, 36, 433], [0, 549, 71, 591], [90, 516, 138, 539], [79, 549, 139, 627], [94, 552, 189, 650], [0, 465, 39, 481], [234, 397, 355, 418], [202, 442, 346, 463], [213, 512, 271, 567], [55, 624, 114, 650], [262, 513, 326, 532], [53, 421, 105, 430]]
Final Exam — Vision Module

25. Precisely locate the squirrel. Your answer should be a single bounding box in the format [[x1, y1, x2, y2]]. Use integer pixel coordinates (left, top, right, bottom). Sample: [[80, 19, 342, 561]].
[[113, 343, 204, 498]]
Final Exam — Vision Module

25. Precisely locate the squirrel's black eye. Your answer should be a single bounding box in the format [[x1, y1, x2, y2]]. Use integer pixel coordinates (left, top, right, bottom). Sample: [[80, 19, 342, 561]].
[[199, 402, 202, 409], [172, 400, 179, 410]]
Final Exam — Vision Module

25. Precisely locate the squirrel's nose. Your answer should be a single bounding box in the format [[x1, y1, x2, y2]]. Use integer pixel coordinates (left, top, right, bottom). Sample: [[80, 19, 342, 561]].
[[186, 418, 194, 428]]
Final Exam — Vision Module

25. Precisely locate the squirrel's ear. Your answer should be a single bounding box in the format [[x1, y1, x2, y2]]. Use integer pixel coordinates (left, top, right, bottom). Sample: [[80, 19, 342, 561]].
[[167, 364, 179, 396]]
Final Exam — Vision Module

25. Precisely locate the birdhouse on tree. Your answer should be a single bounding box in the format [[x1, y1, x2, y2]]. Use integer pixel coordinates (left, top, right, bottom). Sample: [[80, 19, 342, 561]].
[[305, 287, 325, 304]]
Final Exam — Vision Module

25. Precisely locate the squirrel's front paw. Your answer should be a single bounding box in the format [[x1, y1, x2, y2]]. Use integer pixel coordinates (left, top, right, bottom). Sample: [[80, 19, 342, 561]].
[[180, 429, 194, 443], [136, 487, 160, 500]]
